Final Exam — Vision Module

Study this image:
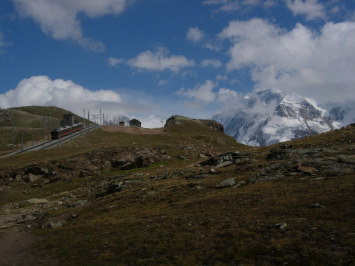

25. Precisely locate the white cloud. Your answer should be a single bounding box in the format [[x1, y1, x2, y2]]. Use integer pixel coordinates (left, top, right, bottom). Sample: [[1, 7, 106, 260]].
[[286, 0, 326, 20], [139, 114, 164, 128], [201, 59, 222, 68], [127, 47, 194, 72], [187, 27, 204, 42], [216, 74, 228, 82], [217, 88, 238, 103], [219, 19, 355, 104], [0, 75, 121, 114], [176, 80, 216, 103], [108, 57, 125, 67], [203, 0, 275, 12], [158, 79, 168, 86], [13, 0, 130, 51]]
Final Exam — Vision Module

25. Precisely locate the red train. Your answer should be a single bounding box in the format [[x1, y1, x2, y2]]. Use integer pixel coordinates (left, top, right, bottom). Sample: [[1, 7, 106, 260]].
[[51, 123, 84, 140]]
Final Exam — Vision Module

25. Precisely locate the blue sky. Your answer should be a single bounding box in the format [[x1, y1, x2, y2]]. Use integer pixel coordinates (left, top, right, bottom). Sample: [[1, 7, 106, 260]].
[[1, 0, 355, 127]]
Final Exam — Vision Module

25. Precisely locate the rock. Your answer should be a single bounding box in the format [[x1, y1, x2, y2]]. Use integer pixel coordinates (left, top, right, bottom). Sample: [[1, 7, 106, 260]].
[[101, 161, 112, 170], [45, 213, 73, 229], [297, 165, 317, 174], [164, 115, 224, 132], [215, 161, 234, 169], [310, 203, 325, 208], [95, 182, 122, 199], [135, 156, 150, 168], [26, 198, 48, 204], [273, 223, 287, 230], [210, 168, 216, 174], [25, 173, 43, 183], [69, 200, 88, 208], [312, 177, 327, 181], [178, 155, 187, 160], [79, 170, 89, 178], [267, 149, 289, 160], [186, 174, 210, 180], [215, 178, 236, 189], [200, 152, 244, 166], [194, 186, 204, 191], [119, 161, 137, 170], [235, 180, 247, 187], [26, 166, 47, 175], [146, 191, 156, 196], [47, 221, 64, 229]]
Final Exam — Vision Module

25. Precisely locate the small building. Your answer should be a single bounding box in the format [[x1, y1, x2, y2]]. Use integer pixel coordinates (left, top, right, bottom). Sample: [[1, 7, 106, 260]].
[[129, 119, 141, 127], [62, 114, 74, 126], [119, 121, 125, 127]]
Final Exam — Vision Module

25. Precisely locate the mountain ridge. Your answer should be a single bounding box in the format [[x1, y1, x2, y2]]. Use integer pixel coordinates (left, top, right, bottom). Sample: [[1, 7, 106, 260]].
[[213, 88, 353, 146]]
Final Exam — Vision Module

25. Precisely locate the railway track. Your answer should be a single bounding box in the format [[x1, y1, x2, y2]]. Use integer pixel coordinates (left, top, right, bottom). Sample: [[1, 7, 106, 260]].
[[1, 125, 100, 158]]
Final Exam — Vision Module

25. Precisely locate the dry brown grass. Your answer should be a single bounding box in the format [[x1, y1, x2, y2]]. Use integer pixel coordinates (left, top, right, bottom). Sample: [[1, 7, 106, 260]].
[[1, 122, 354, 265]]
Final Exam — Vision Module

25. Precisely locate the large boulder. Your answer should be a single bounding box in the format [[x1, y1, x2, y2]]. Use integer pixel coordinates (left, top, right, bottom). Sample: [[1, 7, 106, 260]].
[[164, 115, 224, 132]]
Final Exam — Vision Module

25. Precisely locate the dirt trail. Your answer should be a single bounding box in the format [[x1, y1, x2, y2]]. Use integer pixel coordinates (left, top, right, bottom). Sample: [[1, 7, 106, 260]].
[[0, 228, 58, 266]]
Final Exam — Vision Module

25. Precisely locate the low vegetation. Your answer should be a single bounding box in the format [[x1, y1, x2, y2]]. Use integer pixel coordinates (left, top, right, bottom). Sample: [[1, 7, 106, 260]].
[[0, 107, 354, 265]]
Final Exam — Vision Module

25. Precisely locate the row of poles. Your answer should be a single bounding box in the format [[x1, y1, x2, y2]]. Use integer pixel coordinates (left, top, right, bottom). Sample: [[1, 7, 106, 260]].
[[10, 108, 100, 153], [11, 114, 50, 153]]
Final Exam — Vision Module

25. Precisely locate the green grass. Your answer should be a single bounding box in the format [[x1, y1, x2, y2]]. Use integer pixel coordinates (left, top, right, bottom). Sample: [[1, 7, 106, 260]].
[[0, 106, 90, 154]]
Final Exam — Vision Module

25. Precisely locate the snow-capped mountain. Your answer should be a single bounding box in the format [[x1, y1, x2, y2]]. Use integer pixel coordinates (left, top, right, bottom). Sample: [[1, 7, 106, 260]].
[[213, 88, 338, 146], [327, 104, 355, 128]]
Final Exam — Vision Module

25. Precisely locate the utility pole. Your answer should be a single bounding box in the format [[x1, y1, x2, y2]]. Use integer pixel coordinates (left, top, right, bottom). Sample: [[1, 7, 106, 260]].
[[32, 122, 34, 146], [83, 109, 86, 126], [12, 117, 14, 153], [103, 113, 104, 125], [43, 117, 45, 150], [88, 111, 90, 127], [47, 113, 50, 140], [21, 131, 24, 151], [100, 108, 102, 125]]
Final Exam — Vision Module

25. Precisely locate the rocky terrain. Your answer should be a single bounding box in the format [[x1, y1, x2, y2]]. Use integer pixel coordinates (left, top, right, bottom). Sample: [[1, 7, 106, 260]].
[[0, 116, 354, 265]]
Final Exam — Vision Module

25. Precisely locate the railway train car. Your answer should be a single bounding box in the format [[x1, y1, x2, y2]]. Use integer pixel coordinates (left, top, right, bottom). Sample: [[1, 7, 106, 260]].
[[51, 122, 84, 140]]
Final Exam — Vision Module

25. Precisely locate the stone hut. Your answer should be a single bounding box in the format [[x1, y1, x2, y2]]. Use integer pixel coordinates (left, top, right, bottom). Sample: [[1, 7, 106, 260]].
[[119, 121, 125, 127], [62, 114, 74, 126], [129, 119, 141, 127]]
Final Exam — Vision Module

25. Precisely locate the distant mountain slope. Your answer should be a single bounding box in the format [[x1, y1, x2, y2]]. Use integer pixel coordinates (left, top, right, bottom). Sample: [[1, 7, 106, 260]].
[[213, 89, 342, 146]]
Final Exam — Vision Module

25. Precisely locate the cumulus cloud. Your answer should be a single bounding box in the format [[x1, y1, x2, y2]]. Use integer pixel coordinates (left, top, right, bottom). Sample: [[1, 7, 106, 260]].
[[201, 59, 222, 68], [12, 0, 130, 51], [203, 0, 275, 12], [217, 88, 238, 103], [187, 27, 204, 42], [0, 75, 121, 113], [139, 114, 164, 128], [286, 0, 326, 20], [176, 80, 216, 103], [127, 47, 194, 72], [108, 57, 125, 67], [219, 18, 355, 104]]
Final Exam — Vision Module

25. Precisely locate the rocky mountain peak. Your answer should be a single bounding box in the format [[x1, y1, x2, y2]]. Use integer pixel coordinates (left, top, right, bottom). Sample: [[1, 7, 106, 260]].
[[213, 89, 343, 147]]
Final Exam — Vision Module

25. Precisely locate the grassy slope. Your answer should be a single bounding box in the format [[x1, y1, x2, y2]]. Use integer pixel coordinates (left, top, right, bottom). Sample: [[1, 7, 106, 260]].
[[0, 120, 354, 265], [0, 106, 88, 155]]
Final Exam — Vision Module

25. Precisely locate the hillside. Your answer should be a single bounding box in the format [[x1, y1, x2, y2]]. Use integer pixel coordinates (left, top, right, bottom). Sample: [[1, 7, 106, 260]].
[[0, 106, 88, 155], [0, 116, 354, 265]]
